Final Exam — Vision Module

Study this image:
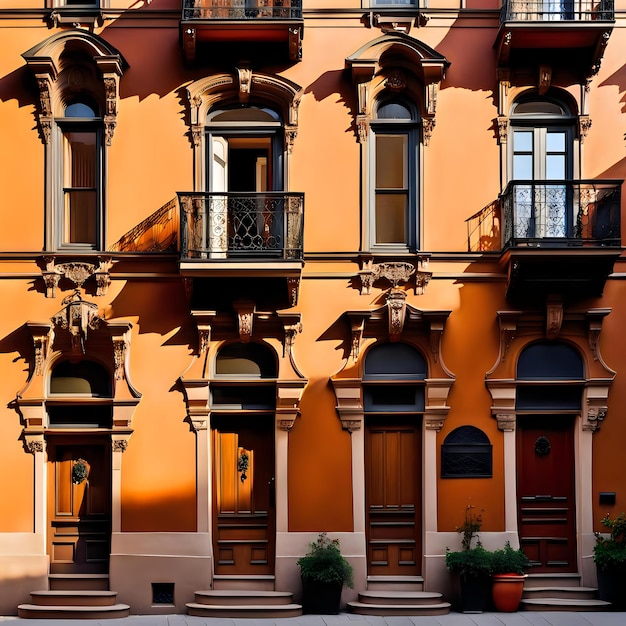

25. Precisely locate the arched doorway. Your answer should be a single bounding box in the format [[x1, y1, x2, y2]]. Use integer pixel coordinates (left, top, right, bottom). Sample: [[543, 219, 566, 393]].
[[211, 342, 277, 575], [363, 342, 426, 576], [515, 341, 583, 572]]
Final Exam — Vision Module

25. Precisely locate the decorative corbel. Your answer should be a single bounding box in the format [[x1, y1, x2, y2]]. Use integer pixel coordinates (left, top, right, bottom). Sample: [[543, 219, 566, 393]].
[[237, 66, 252, 103], [497, 115, 509, 144], [546, 297, 563, 340], [330, 377, 363, 432], [358, 257, 376, 295], [415, 256, 432, 295], [112, 335, 128, 381], [36, 75, 53, 144], [52, 290, 103, 352], [285, 125, 297, 154], [424, 414, 445, 431], [346, 311, 371, 362], [429, 320, 444, 365], [94, 257, 113, 296], [282, 318, 302, 360], [33, 330, 53, 377], [276, 379, 307, 432], [584, 405, 607, 432], [25, 435, 45, 454], [112, 436, 130, 453], [587, 308, 610, 361], [422, 116, 435, 146], [386, 288, 407, 341], [579, 115, 592, 143], [191, 123, 202, 147], [497, 311, 520, 362], [287, 277, 300, 306], [495, 411, 517, 431], [234, 301, 255, 343], [538, 64, 552, 95]]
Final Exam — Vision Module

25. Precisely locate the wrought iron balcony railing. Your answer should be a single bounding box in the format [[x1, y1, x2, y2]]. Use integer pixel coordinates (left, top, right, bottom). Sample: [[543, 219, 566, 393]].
[[182, 0, 302, 20], [500, 0, 614, 23], [500, 180, 621, 247], [178, 192, 304, 260]]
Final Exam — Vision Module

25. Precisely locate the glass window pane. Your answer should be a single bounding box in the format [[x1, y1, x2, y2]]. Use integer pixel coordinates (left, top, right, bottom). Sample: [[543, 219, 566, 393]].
[[513, 131, 533, 152], [65, 102, 97, 117], [377, 102, 412, 120], [546, 154, 565, 179], [376, 135, 407, 189], [375, 194, 406, 243], [546, 132, 566, 152], [63, 130, 97, 244], [513, 154, 533, 179]]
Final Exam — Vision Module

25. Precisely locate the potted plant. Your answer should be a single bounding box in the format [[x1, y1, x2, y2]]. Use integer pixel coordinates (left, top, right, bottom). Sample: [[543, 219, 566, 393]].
[[297, 532, 354, 614], [593, 512, 626, 608], [490, 542, 530, 612], [445, 506, 493, 613]]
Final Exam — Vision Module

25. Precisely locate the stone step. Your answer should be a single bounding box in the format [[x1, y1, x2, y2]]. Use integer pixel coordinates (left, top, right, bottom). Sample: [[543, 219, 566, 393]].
[[28, 590, 119, 607], [187, 602, 303, 618], [366, 576, 424, 592], [48, 574, 109, 591], [193, 590, 295, 606], [347, 601, 451, 616], [523, 573, 581, 588], [520, 597, 611, 612], [357, 590, 446, 606], [17, 603, 130, 619], [523, 586, 599, 600], [212, 574, 275, 591]]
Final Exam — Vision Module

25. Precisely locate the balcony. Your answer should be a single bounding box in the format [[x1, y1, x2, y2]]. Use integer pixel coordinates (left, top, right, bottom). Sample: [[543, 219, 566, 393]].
[[180, 0, 303, 64], [467, 180, 623, 301], [495, 0, 615, 75]]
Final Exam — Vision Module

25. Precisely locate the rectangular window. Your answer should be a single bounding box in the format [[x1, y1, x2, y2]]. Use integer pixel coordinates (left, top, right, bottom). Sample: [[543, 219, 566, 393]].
[[374, 134, 408, 245], [62, 129, 98, 246]]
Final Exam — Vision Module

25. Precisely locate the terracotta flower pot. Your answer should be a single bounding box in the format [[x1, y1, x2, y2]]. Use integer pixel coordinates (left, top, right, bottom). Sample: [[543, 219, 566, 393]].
[[491, 573, 527, 612]]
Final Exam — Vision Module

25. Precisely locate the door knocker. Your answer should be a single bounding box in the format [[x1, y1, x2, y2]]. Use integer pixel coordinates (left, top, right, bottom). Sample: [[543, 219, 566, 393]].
[[72, 458, 89, 485], [535, 436, 551, 457], [237, 452, 249, 483]]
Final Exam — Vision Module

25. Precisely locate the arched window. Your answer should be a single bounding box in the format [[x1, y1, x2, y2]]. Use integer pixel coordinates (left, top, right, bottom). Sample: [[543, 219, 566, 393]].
[[57, 99, 102, 248], [508, 92, 576, 239], [516, 341, 584, 410], [369, 96, 420, 251], [441, 426, 492, 478], [48, 359, 112, 428], [212, 342, 277, 409], [364, 342, 426, 411]]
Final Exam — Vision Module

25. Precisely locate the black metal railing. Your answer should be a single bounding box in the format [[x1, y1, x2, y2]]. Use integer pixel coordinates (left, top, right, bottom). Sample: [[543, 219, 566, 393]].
[[500, 180, 621, 247], [500, 0, 614, 22], [182, 0, 302, 20], [178, 192, 304, 260]]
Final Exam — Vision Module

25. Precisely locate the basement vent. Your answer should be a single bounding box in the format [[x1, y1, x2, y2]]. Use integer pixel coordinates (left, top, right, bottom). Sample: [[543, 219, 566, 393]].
[[152, 583, 174, 605]]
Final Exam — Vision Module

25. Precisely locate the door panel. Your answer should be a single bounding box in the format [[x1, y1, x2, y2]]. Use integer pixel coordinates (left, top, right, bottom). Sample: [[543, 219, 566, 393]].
[[47, 439, 111, 574], [517, 415, 576, 572], [212, 415, 275, 575], [365, 417, 421, 576]]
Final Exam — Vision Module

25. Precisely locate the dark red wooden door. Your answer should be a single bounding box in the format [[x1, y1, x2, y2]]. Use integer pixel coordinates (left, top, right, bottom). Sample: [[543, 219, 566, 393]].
[[47, 438, 111, 574], [517, 415, 576, 572], [212, 415, 275, 575], [365, 416, 421, 576]]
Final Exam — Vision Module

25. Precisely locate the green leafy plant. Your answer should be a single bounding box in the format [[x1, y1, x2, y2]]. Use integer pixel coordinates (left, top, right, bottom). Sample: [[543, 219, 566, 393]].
[[491, 541, 530, 575], [297, 533, 354, 588], [594, 512, 626, 572], [445, 505, 493, 577]]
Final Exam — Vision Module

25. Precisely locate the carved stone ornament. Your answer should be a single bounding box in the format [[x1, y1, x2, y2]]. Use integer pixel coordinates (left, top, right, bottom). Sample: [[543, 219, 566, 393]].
[[113, 336, 128, 381], [385, 70, 407, 93], [497, 115, 509, 144], [235, 302, 255, 343], [42, 257, 113, 298], [377, 262, 416, 287], [422, 117, 435, 146], [52, 290, 103, 352], [112, 439, 129, 453], [579, 115, 592, 143], [387, 288, 408, 340], [496, 412, 517, 432], [25, 437, 45, 454], [546, 299, 563, 340], [584, 406, 607, 432]]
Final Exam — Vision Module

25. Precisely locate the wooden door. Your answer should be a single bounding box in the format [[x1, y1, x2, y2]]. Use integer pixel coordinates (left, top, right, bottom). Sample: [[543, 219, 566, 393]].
[[212, 415, 275, 575], [517, 415, 576, 572], [365, 416, 421, 576], [47, 438, 111, 574]]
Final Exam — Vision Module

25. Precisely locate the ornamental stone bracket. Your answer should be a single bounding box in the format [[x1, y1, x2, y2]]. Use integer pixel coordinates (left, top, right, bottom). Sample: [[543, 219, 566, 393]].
[[330, 377, 364, 433], [276, 379, 307, 431], [42, 256, 114, 298], [358, 258, 432, 296]]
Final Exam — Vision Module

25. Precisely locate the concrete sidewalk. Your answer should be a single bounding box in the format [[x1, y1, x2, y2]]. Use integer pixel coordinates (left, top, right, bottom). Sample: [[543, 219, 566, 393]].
[[2, 613, 626, 626]]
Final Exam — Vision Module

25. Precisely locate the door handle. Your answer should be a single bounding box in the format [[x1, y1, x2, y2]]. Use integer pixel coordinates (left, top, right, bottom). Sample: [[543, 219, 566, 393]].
[[269, 477, 275, 508]]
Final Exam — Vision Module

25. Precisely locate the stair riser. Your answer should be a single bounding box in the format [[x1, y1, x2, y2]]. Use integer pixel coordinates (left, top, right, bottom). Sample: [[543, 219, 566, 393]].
[[212, 580, 275, 591], [30, 596, 116, 607], [521, 604, 610, 612], [48, 579, 109, 591], [194, 595, 293, 606], [523, 590, 597, 600], [366, 583, 424, 592], [523, 576, 581, 589], [17, 607, 130, 619], [357, 596, 443, 606]]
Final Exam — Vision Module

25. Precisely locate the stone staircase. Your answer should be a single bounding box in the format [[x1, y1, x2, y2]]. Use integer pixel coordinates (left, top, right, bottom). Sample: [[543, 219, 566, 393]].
[[187, 576, 302, 618], [520, 573, 611, 611], [17, 575, 130, 619], [347, 576, 451, 616]]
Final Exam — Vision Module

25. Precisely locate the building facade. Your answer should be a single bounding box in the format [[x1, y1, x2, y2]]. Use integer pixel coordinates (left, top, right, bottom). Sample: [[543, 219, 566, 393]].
[[0, 0, 624, 616]]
